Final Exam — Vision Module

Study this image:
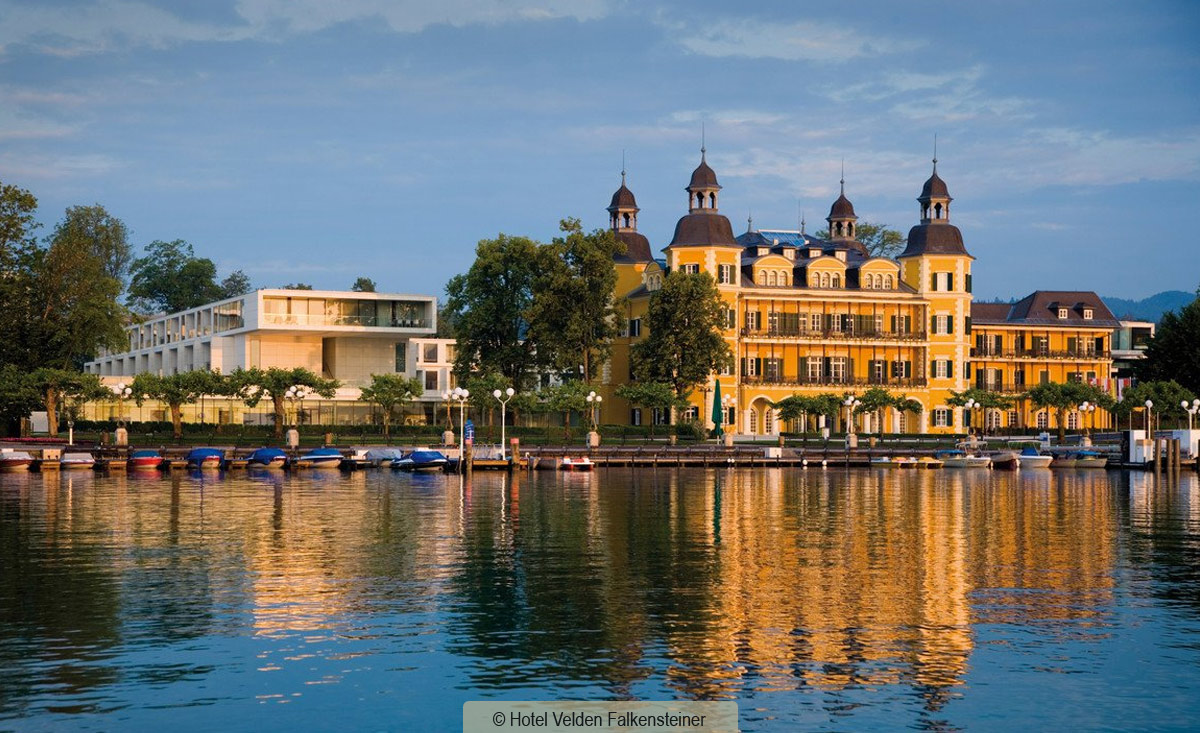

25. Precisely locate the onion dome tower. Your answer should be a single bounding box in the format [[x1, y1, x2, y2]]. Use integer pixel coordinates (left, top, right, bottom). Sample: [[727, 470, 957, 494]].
[[899, 153, 970, 257], [666, 144, 739, 250], [608, 168, 652, 263], [826, 166, 858, 241]]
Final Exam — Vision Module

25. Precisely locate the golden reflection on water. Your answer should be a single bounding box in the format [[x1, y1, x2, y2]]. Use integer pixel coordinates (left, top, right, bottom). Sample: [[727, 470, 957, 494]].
[[2, 467, 1198, 720]]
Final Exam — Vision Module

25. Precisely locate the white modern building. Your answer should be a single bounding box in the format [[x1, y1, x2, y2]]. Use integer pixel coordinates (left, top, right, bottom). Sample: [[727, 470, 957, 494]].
[[84, 289, 457, 425]]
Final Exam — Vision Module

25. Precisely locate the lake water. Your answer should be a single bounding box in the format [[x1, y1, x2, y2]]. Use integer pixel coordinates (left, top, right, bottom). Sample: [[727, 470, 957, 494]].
[[1, 467, 1198, 731]]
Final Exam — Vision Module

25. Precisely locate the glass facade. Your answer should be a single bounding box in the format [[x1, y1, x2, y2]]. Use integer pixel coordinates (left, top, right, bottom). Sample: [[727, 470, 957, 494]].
[[262, 296, 429, 328]]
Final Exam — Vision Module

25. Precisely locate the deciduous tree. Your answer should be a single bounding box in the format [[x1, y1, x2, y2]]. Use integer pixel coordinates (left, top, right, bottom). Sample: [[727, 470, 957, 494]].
[[351, 277, 377, 292], [1137, 295, 1200, 394], [359, 373, 423, 437], [631, 271, 732, 410], [29, 369, 109, 438], [232, 367, 339, 438], [528, 219, 624, 383], [127, 239, 223, 314], [1026, 381, 1113, 441], [815, 221, 906, 258], [132, 370, 224, 439], [616, 382, 687, 436], [444, 234, 542, 386]]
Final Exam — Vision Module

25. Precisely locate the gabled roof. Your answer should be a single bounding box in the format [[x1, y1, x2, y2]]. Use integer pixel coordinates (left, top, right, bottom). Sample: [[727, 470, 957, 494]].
[[972, 291, 1121, 327]]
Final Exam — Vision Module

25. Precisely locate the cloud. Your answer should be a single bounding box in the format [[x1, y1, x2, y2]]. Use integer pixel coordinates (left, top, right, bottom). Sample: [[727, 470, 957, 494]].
[[0, 0, 610, 55], [665, 17, 923, 63], [0, 151, 121, 180], [998, 127, 1200, 187]]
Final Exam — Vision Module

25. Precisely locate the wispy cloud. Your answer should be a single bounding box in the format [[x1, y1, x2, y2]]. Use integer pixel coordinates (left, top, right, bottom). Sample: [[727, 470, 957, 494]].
[[664, 17, 923, 63], [0, 0, 611, 55], [0, 151, 121, 180]]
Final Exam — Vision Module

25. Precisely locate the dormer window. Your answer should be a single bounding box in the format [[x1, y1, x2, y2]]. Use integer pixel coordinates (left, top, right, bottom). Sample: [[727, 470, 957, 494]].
[[1058, 308, 1069, 319], [783, 249, 795, 260], [757, 247, 770, 257], [1083, 308, 1093, 320], [834, 250, 846, 262]]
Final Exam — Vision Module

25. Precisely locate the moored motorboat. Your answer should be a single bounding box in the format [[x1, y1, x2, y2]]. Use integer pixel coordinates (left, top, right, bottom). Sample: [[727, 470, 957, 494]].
[[0, 449, 34, 472], [918, 456, 944, 469], [130, 449, 163, 469], [60, 452, 96, 470], [989, 451, 1020, 470], [870, 456, 897, 467], [341, 448, 373, 470], [937, 449, 992, 468], [559, 456, 594, 471], [1018, 447, 1053, 469], [1071, 450, 1108, 469], [185, 448, 224, 470], [391, 450, 449, 472], [292, 447, 343, 469], [365, 447, 404, 467], [247, 447, 287, 469]]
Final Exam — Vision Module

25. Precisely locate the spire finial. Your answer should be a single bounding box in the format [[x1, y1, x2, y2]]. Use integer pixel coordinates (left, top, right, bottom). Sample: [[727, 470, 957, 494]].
[[701, 122, 706, 161], [621, 149, 626, 185], [933, 133, 938, 173], [801, 211, 807, 236], [747, 210, 753, 233], [840, 158, 845, 195]]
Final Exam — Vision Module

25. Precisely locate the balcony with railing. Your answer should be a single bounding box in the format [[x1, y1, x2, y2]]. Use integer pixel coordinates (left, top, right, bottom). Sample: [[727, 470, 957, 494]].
[[742, 375, 929, 389], [742, 327, 928, 342], [261, 312, 430, 328], [969, 347, 1111, 360]]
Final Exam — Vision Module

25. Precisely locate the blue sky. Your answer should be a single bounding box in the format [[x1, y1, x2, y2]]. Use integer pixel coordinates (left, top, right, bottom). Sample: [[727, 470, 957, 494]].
[[1, 0, 1198, 301]]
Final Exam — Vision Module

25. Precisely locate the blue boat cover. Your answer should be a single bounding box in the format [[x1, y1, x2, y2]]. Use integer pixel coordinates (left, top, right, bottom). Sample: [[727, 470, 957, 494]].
[[301, 447, 342, 458], [1020, 447, 1040, 456], [406, 450, 448, 463], [248, 448, 287, 463], [186, 448, 224, 461]]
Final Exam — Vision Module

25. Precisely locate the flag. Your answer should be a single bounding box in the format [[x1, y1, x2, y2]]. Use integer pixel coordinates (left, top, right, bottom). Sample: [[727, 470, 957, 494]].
[[712, 380, 724, 438]]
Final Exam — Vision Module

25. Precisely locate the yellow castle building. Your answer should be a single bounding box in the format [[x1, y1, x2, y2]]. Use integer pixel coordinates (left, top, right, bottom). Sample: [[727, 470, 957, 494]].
[[599, 150, 1116, 435]]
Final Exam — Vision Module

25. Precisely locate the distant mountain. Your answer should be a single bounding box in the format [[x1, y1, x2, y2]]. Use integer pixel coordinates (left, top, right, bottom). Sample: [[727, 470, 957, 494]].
[[1100, 291, 1194, 322]]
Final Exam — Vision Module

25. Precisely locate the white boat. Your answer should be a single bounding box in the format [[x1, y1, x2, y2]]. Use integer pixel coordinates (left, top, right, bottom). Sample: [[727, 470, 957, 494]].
[[292, 447, 343, 469], [989, 451, 1020, 470], [1018, 447, 1053, 469], [937, 449, 992, 468], [559, 456, 594, 471], [60, 452, 96, 470], [365, 447, 404, 467], [0, 449, 34, 472], [870, 456, 898, 467]]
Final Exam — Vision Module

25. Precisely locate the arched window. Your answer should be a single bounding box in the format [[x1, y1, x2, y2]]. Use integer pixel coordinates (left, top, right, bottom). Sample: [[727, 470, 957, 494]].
[[780, 272, 788, 286], [832, 274, 841, 288], [709, 192, 716, 208], [622, 213, 630, 228], [934, 203, 943, 219], [758, 271, 766, 285], [1036, 411, 1048, 429], [768, 271, 777, 286], [848, 223, 855, 238], [885, 275, 894, 289]]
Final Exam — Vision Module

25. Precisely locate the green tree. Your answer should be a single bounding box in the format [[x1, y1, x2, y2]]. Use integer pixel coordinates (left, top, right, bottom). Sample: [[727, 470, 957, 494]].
[[616, 382, 687, 437], [947, 388, 1015, 434], [814, 220, 906, 258], [281, 283, 314, 290], [528, 219, 624, 383], [0, 365, 41, 437], [545, 381, 590, 439], [231, 367, 340, 438], [1137, 295, 1200, 394], [29, 369, 109, 438], [1114, 380, 1197, 429], [773, 393, 842, 433], [853, 387, 897, 433], [127, 239, 223, 314], [351, 277, 377, 292], [465, 373, 514, 428], [359, 373, 423, 437], [444, 233, 542, 385], [219, 270, 253, 299], [1026, 381, 1113, 441], [29, 206, 131, 369], [132, 370, 224, 439], [631, 271, 732, 409]]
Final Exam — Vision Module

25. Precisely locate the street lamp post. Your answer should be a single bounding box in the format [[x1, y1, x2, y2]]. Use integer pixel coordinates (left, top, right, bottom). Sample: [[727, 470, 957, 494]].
[[113, 382, 133, 447], [843, 396, 861, 446], [1080, 401, 1096, 440], [722, 394, 736, 434], [447, 387, 469, 472], [586, 391, 603, 448], [285, 386, 308, 428], [1145, 399, 1154, 434], [1182, 399, 1200, 432], [493, 387, 515, 461], [964, 398, 977, 436]]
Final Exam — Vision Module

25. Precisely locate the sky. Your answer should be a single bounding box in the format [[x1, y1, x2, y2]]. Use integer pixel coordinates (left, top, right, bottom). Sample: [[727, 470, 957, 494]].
[[1, 0, 1198, 302]]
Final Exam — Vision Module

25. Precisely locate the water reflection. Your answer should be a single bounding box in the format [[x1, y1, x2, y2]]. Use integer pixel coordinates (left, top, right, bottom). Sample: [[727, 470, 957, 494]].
[[1, 468, 1198, 730]]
